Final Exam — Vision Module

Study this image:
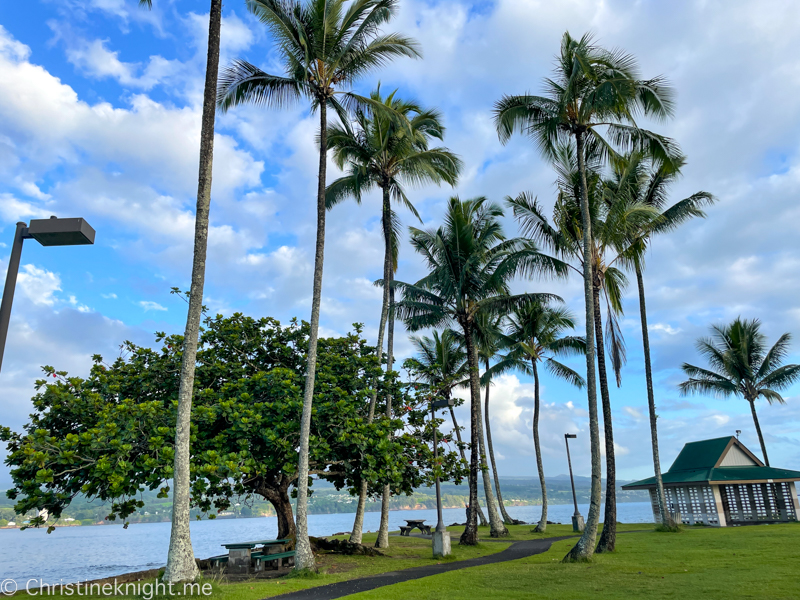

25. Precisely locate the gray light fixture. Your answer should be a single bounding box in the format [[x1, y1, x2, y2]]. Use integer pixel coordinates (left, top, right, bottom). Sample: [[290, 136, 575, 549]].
[[0, 217, 96, 372], [564, 433, 585, 532]]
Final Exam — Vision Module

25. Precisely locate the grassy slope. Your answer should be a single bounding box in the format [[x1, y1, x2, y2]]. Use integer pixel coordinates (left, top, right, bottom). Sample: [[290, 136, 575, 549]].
[[350, 523, 800, 600]]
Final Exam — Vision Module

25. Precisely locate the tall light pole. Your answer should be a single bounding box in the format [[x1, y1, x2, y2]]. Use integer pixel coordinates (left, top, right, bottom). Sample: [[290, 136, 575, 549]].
[[431, 397, 453, 557], [0, 217, 95, 373], [564, 433, 584, 532]]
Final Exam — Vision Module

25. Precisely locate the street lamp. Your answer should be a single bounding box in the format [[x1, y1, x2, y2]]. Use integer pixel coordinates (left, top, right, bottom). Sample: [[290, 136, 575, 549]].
[[564, 433, 585, 532], [0, 217, 95, 372], [431, 396, 453, 557]]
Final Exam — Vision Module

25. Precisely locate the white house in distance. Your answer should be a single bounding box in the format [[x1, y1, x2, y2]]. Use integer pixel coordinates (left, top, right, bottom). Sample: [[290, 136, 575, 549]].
[[623, 436, 800, 527]]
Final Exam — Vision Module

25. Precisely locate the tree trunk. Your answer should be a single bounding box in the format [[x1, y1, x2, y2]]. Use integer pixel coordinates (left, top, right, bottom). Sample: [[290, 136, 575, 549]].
[[459, 321, 482, 545], [449, 405, 487, 526], [593, 278, 616, 553], [294, 100, 329, 572], [564, 129, 601, 563], [350, 188, 392, 544], [477, 376, 508, 537], [532, 360, 548, 533], [258, 480, 297, 542], [162, 0, 221, 583], [375, 281, 395, 548], [635, 264, 669, 526], [482, 359, 513, 529], [749, 398, 770, 466]]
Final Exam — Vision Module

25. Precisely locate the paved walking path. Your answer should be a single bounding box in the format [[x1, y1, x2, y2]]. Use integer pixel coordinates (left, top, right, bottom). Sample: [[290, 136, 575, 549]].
[[272, 535, 574, 600]]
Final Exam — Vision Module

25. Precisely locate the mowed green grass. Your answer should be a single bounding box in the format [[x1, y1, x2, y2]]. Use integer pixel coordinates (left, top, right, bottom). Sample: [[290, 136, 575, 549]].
[[350, 523, 800, 600]]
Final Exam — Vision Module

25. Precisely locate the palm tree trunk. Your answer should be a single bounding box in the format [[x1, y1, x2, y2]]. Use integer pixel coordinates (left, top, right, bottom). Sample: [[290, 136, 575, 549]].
[[449, 405, 487, 526], [162, 0, 221, 582], [483, 358, 514, 525], [375, 283, 395, 548], [459, 321, 482, 545], [565, 129, 601, 563], [593, 279, 616, 553], [478, 366, 508, 537], [294, 100, 329, 572], [749, 398, 770, 466], [635, 264, 669, 526], [532, 360, 548, 533], [349, 189, 393, 545]]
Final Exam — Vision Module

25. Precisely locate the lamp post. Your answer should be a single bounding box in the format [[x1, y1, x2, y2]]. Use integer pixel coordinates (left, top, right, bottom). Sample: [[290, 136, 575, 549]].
[[564, 433, 584, 532], [431, 396, 453, 557], [0, 216, 95, 373]]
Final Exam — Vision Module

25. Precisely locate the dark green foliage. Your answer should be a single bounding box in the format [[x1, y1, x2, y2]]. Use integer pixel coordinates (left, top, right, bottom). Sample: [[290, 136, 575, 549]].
[[1, 314, 464, 533]]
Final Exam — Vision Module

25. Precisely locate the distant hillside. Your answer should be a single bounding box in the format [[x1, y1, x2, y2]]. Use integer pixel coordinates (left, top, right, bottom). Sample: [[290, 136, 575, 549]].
[[1, 476, 647, 527]]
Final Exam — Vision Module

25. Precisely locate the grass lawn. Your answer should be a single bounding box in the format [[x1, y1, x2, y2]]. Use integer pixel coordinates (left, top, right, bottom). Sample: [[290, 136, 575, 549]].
[[350, 522, 800, 600], [21, 522, 800, 599]]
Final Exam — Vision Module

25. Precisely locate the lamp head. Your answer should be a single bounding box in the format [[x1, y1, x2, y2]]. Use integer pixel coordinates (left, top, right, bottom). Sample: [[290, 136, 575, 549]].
[[565, 433, 577, 439], [27, 217, 95, 247]]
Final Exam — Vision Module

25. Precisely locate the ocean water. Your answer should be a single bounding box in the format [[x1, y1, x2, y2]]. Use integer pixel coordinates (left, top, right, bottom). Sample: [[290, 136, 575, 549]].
[[0, 502, 654, 587]]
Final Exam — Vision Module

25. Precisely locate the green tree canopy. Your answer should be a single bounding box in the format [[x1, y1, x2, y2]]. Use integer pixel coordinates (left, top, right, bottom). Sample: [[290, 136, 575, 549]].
[[1, 314, 464, 541]]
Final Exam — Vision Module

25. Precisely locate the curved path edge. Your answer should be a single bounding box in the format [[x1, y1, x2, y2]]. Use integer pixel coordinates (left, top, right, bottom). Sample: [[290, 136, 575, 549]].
[[269, 535, 575, 600]]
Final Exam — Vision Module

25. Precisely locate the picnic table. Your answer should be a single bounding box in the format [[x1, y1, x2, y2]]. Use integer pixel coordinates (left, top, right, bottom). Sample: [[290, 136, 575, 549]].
[[214, 539, 291, 574], [400, 519, 431, 536]]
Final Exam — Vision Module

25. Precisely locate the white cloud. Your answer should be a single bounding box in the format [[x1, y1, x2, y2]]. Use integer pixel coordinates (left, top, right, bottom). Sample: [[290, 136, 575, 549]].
[[138, 300, 167, 312], [101, 293, 117, 299], [0, 193, 51, 222], [649, 323, 682, 336], [17, 264, 61, 306]]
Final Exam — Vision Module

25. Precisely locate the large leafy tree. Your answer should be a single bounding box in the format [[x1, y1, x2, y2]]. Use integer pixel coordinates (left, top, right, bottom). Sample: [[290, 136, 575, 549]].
[[138, 0, 222, 582], [326, 87, 461, 546], [394, 196, 567, 544], [500, 298, 585, 532], [679, 318, 800, 467], [610, 152, 714, 527], [217, 0, 420, 570], [1, 315, 463, 543], [494, 31, 677, 560]]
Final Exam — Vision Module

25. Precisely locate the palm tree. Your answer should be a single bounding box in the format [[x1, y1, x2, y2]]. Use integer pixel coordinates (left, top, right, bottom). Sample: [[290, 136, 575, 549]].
[[217, 0, 419, 570], [506, 149, 659, 552], [494, 31, 677, 560], [326, 87, 461, 546], [610, 152, 714, 527], [394, 196, 567, 543], [679, 318, 800, 467], [408, 331, 489, 527], [466, 311, 517, 525], [501, 298, 585, 532], [138, 0, 221, 582]]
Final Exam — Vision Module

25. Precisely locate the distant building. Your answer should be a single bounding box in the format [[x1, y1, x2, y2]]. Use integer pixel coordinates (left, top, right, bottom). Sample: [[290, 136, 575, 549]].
[[623, 436, 800, 526]]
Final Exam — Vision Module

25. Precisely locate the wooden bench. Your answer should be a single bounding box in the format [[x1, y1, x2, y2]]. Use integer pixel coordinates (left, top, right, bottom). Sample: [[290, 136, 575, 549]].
[[399, 526, 413, 536], [253, 550, 296, 571]]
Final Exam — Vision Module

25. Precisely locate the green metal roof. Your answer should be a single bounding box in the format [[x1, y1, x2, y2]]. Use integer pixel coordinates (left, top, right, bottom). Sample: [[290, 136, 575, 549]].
[[668, 437, 732, 471], [622, 436, 800, 489]]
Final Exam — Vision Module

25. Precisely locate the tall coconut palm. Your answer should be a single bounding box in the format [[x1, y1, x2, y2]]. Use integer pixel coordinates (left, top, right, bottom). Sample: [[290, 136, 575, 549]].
[[394, 196, 568, 543], [679, 318, 800, 467], [326, 87, 461, 546], [217, 0, 419, 570], [494, 31, 677, 560], [610, 151, 714, 527], [500, 298, 585, 532], [407, 330, 489, 526], [506, 149, 659, 552], [463, 311, 516, 525], [138, 0, 221, 582]]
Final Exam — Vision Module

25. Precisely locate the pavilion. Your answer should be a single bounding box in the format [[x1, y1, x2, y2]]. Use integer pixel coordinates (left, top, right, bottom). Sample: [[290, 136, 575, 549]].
[[623, 436, 800, 526]]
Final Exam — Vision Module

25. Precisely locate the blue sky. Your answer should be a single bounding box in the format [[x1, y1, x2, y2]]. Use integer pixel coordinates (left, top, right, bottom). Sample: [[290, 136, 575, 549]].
[[3, 0, 800, 489]]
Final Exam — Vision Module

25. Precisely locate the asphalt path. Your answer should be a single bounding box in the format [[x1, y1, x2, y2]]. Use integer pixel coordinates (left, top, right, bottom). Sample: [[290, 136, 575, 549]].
[[271, 535, 575, 600]]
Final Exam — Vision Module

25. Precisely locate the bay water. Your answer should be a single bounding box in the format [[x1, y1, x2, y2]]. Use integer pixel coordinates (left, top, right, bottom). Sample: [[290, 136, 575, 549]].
[[0, 502, 654, 587]]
